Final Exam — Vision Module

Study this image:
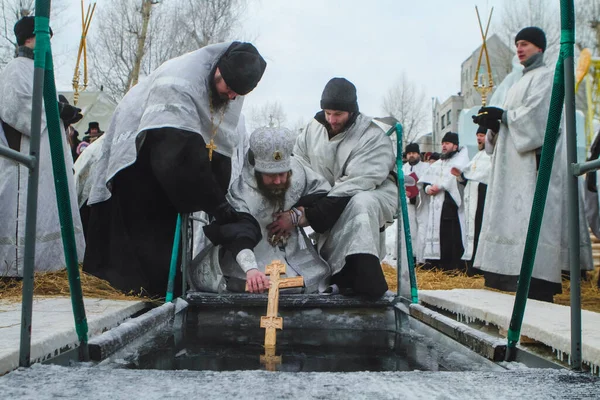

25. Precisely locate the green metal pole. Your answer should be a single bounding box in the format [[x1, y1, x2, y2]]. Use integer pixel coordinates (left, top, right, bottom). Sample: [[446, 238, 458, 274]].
[[393, 123, 418, 303], [562, 0, 582, 371], [35, 0, 90, 361], [18, 41, 45, 369], [505, 5, 569, 361], [393, 125, 403, 298], [181, 213, 190, 296], [166, 214, 181, 303]]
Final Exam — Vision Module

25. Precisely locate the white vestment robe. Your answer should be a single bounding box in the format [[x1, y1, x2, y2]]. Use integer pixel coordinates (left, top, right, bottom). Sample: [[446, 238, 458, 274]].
[[402, 161, 430, 262], [419, 147, 470, 260], [461, 149, 491, 260], [294, 114, 397, 274], [0, 56, 85, 277], [189, 157, 332, 293], [474, 64, 593, 284]]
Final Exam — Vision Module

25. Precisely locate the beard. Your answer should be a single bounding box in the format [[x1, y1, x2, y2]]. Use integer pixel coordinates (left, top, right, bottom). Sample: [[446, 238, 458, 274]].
[[209, 74, 230, 110], [408, 157, 420, 166], [478, 141, 485, 151], [440, 149, 458, 160], [255, 171, 292, 206]]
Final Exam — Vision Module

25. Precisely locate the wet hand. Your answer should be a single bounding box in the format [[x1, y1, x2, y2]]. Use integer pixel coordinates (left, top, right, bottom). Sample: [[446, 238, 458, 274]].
[[246, 269, 270, 293], [267, 211, 294, 236]]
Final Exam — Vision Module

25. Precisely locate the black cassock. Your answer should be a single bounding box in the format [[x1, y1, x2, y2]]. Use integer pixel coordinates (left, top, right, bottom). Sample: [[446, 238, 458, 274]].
[[83, 127, 231, 298]]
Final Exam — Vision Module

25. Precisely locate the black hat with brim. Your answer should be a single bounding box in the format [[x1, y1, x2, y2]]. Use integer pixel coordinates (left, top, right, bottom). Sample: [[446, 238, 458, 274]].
[[85, 121, 104, 135]]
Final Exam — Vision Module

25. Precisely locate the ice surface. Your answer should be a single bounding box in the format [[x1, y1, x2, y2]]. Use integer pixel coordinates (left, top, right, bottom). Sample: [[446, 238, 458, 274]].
[[0, 363, 598, 400]]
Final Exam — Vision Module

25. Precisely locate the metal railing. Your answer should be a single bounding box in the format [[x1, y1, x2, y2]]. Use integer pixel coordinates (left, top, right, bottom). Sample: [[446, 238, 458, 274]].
[[0, 0, 89, 366]]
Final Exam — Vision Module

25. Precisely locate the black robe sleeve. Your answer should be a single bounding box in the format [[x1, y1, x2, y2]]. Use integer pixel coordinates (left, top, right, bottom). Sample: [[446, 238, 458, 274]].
[[304, 196, 351, 234], [143, 127, 232, 215], [203, 213, 262, 257], [2, 121, 22, 151]]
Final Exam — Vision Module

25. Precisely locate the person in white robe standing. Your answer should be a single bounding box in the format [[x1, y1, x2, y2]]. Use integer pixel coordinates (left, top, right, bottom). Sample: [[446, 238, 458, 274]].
[[450, 125, 491, 275], [292, 78, 397, 298], [402, 142, 429, 263], [191, 127, 332, 294], [0, 17, 85, 277], [472, 26, 593, 302], [419, 132, 469, 271]]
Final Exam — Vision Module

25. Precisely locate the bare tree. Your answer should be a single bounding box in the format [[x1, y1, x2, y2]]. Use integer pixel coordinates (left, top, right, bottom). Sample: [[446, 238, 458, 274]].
[[248, 101, 287, 132], [381, 72, 429, 144], [128, 0, 160, 89], [575, 0, 600, 54], [180, 0, 246, 49], [494, 0, 560, 59], [88, 0, 246, 101], [0, 0, 66, 66], [88, 0, 161, 100]]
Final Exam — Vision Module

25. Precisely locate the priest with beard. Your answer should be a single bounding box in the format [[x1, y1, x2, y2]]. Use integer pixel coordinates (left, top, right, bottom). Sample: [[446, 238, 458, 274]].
[[402, 142, 430, 263], [83, 42, 266, 297], [293, 77, 397, 298], [419, 132, 469, 271], [450, 126, 491, 275], [191, 127, 332, 294]]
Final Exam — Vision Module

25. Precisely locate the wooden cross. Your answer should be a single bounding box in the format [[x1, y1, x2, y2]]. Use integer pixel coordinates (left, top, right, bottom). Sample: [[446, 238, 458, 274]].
[[260, 346, 281, 371], [206, 138, 217, 161], [259, 260, 304, 348]]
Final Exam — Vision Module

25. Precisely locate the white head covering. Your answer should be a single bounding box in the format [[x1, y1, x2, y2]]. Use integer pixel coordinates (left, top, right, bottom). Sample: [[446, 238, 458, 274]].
[[249, 126, 296, 173]]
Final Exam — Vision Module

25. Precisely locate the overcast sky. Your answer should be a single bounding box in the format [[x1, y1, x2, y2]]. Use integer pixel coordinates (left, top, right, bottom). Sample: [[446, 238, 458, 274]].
[[54, 0, 519, 133]]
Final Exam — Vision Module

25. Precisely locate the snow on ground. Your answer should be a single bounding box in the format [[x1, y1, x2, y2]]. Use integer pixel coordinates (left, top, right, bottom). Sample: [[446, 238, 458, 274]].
[[0, 363, 598, 400], [0, 298, 146, 375], [419, 289, 600, 371]]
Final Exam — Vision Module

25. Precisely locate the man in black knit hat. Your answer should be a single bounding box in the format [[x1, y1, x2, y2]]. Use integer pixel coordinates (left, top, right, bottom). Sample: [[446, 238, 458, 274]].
[[0, 16, 85, 277], [471, 26, 593, 302], [285, 77, 397, 297], [84, 42, 266, 297], [419, 132, 470, 271], [402, 142, 430, 264]]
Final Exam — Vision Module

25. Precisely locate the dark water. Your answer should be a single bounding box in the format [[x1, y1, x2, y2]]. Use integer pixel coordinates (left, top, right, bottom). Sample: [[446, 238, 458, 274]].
[[116, 319, 474, 372]]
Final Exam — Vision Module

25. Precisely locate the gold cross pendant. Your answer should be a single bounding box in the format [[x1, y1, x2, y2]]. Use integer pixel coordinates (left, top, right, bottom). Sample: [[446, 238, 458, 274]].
[[206, 139, 217, 162]]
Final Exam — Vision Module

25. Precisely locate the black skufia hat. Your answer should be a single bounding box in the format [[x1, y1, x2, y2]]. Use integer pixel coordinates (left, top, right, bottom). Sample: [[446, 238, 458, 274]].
[[515, 26, 546, 52], [405, 142, 420, 154], [476, 125, 487, 134], [320, 77, 359, 113], [217, 42, 267, 96], [14, 16, 52, 46], [441, 132, 459, 145]]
